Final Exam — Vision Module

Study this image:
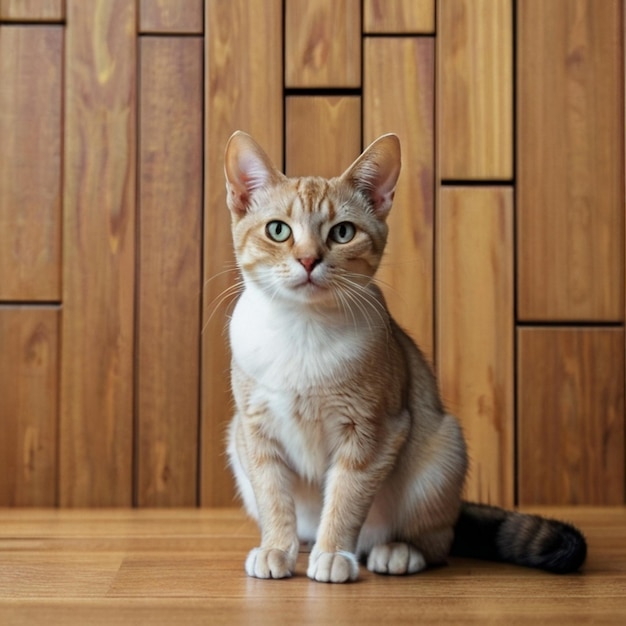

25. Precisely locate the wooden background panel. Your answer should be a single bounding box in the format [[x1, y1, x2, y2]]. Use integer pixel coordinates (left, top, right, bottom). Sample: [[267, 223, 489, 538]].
[[518, 328, 625, 505], [137, 37, 203, 507], [286, 96, 361, 177], [203, 0, 283, 506], [139, 0, 203, 34], [60, 0, 136, 507], [363, 0, 434, 34], [439, 0, 513, 180], [285, 0, 361, 88], [437, 188, 514, 507], [364, 38, 435, 360], [0, 26, 62, 301], [0, 307, 58, 505], [0, 0, 64, 21], [517, 0, 624, 321]]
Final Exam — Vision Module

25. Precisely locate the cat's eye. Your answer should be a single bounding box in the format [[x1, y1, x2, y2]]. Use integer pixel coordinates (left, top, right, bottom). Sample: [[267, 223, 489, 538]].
[[328, 222, 356, 244], [265, 220, 292, 243]]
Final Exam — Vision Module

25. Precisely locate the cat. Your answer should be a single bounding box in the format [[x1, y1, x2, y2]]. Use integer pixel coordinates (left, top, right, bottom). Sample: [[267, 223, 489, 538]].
[[223, 130, 587, 583]]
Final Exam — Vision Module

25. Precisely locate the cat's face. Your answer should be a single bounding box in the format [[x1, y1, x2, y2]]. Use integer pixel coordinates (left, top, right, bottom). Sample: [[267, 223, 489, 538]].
[[224, 132, 401, 308]]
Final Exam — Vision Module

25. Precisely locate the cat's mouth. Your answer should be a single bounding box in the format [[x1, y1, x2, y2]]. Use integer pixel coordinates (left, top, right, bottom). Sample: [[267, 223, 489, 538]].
[[290, 275, 332, 301]]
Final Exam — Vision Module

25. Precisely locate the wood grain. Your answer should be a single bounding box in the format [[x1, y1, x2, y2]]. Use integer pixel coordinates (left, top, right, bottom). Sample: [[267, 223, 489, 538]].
[[363, 0, 434, 34], [0, 307, 58, 505], [137, 37, 203, 507], [517, 0, 624, 321], [286, 96, 361, 177], [0, 26, 62, 301], [364, 38, 435, 360], [518, 328, 625, 505], [0, 0, 64, 21], [139, 0, 203, 34], [60, 0, 136, 506], [439, 0, 513, 180], [204, 0, 283, 506], [0, 507, 625, 624], [437, 188, 514, 507], [285, 0, 361, 88]]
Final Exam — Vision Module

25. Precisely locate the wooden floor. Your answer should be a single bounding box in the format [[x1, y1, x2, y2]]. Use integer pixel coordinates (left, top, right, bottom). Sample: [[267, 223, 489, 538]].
[[0, 507, 624, 625]]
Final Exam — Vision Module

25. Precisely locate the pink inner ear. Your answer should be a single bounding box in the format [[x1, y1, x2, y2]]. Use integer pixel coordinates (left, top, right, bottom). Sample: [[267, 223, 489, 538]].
[[238, 153, 271, 193]]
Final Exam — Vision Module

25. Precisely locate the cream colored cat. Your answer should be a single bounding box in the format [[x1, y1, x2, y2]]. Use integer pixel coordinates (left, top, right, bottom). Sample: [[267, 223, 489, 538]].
[[224, 131, 586, 583]]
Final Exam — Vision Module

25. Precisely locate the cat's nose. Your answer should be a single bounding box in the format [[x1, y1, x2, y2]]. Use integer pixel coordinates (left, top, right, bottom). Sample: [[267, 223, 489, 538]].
[[298, 256, 320, 274]]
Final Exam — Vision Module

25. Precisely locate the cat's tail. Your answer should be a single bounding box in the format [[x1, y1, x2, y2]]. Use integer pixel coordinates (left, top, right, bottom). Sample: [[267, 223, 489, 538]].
[[450, 502, 587, 574]]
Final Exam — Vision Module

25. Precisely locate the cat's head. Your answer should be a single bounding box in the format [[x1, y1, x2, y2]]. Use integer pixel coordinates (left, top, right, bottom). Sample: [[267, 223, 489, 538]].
[[224, 131, 401, 308]]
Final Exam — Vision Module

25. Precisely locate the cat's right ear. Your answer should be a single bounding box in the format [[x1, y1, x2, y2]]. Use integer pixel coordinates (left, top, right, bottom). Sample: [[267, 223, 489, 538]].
[[341, 133, 401, 220], [224, 131, 284, 217]]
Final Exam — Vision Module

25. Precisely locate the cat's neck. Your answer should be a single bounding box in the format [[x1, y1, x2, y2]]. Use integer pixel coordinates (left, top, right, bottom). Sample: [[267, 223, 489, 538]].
[[230, 282, 384, 390], [237, 279, 385, 331]]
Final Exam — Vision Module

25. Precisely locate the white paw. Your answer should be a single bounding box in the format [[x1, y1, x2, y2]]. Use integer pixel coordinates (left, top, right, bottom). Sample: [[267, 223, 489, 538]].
[[245, 547, 295, 579], [367, 542, 426, 575], [307, 549, 359, 583]]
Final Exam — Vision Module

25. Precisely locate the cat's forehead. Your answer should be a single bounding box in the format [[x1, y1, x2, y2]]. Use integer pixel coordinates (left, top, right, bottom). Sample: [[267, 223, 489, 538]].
[[262, 175, 356, 220]]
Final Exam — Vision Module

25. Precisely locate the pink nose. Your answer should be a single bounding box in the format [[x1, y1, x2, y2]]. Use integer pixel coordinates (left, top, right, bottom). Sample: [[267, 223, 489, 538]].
[[299, 256, 320, 274]]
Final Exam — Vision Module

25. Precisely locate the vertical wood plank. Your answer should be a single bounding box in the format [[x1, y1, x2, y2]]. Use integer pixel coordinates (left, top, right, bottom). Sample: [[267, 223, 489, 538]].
[[139, 0, 203, 34], [0, 307, 58, 506], [203, 0, 283, 506], [285, 96, 361, 177], [0, 26, 62, 301], [517, 0, 624, 321], [518, 328, 625, 505], [137, 37, 203, 507], [363, 0, 434, 34], [0, 0, 64, 21], [437, 188, 514, 507], [364, 38, 435, 360], [285, 0, 361, 88], [439, 0, 513, 180], [60, 0, 136, 506]]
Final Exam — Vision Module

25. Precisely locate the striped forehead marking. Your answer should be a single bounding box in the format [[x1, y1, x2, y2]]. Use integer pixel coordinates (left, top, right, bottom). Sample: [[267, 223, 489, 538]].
[[288, 178, 336, 220]]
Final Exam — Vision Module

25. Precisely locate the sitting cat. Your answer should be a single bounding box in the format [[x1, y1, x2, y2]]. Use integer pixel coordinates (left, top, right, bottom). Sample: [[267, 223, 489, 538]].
[[224, 130, 586, 583]]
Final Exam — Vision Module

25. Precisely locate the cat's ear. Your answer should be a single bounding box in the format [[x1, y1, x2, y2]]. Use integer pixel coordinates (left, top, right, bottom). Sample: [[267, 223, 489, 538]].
[[224, 131, 285, 216], [341, 134, 401, 219]]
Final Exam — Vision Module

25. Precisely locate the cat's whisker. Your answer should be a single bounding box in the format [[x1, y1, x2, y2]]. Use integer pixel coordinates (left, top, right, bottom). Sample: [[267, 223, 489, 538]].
[[332, 276, 389, 335], [202, 265, 241, 289], [334, 271, 390, 322], [331, 285, 359, 331], [201, 280, 245, 335]]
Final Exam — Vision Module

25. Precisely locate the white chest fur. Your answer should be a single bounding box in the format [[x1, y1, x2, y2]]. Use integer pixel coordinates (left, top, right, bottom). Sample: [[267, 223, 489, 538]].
[[229, 286, 372, 481], [229, 286, 366, 392]]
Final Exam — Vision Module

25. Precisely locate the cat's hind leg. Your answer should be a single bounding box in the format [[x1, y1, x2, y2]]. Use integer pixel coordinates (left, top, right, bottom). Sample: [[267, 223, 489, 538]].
[[366, 542, 426, 575], [365, 528, 453, 575]]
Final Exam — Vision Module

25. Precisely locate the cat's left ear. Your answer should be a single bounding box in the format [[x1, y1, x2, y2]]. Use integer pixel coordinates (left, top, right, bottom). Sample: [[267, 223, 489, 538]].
[[341, 134, 401, 219], [224, 131, 285, 217]]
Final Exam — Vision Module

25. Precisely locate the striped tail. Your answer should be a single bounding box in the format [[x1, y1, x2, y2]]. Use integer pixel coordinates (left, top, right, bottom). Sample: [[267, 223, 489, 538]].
[[451, 502, 587, 574]]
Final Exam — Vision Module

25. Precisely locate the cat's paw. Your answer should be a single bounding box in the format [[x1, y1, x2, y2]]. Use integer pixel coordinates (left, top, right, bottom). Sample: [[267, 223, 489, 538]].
[[245, 547, 295, 579], [366, 542, 426, 575], [307, 548, 359, 583]]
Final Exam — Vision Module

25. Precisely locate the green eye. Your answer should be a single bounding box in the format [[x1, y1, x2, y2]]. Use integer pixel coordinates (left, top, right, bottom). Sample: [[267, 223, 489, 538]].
[[265, 220, 291, 242], [329, 222, 356, 244]]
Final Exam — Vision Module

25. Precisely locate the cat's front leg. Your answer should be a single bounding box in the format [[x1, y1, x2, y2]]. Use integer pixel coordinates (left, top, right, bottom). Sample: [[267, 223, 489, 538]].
[[246, 461, 299, 579], [232, 414, 299, 579], [307, 431, 402, 583], [307, 462, 384, 583]]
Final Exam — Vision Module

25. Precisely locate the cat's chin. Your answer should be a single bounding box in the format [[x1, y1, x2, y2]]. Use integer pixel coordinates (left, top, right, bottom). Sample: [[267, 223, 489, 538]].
[[266, 279, 338, 309], [287, 282, 334, 306]]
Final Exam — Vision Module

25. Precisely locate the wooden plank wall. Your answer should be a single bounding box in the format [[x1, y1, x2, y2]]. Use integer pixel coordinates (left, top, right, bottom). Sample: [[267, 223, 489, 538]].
[[0, 0, 623, 508]]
